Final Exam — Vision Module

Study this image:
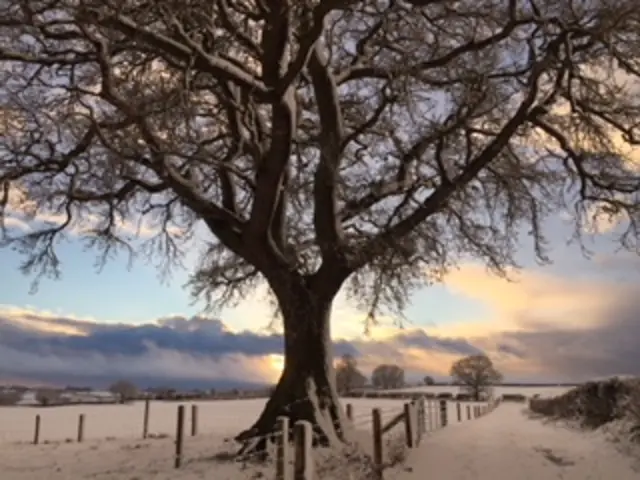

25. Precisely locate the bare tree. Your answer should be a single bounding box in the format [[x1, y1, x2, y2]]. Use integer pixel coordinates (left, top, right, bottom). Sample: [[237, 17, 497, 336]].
[[35, 388, 61, 407], [335, 354, 367, 394], [371, 364, 405, 390], [450, 355, 503, 401], [2, 0, 640, 454], [109, 380, 139, 403]]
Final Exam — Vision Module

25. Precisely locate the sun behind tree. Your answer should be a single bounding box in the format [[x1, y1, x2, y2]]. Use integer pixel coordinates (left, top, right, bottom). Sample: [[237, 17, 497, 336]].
[[450, 355, 503, 401]]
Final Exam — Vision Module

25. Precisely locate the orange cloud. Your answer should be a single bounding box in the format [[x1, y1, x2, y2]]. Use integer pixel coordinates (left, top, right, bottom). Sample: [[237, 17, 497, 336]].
[[435, 264, 613, 336]]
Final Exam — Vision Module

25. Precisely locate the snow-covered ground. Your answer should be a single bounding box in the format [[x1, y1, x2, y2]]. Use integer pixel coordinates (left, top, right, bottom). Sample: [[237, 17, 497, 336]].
[[0, 397, 482, 444], [392, 402, 640, 479], [1, 392, 636, 479], [0, 397, 411, 480]]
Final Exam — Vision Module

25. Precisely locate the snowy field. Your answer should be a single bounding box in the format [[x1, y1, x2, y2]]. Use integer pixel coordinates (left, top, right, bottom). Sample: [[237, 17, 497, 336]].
[[3, 386, 636, 480], [1, 394, 638, 479], [0, 397, 416, 480], [0, 397, 422, 444], [0, 386, 559, 445]]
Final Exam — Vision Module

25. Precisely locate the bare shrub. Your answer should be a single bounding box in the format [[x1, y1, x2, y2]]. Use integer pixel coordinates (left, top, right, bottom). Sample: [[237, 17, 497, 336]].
[[529, 378, 637, 429], [35, 389, 61, 406], [616, 379, 640, 443]]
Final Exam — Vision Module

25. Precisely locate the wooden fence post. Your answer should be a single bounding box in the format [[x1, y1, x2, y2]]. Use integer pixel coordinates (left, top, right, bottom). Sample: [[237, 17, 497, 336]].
[[276, 416, 290, 480], [191, 404, 198, 436], [439, 400, 448, 427], [33, 414, 41, 445], [418, 397, 426, 437], [142, 398, 150, 439], [403, 403, 414, 448], [467, 405, 471, 420], [294, 420, 313, 480], [456, 402, 462, 422], [77, 414, 85, 442], [346, 403, 353, 422], [428, 400, 434, 430], [411, 401, 419, 444], [372, 408, 383, 480], [174, 405, 185, 469]]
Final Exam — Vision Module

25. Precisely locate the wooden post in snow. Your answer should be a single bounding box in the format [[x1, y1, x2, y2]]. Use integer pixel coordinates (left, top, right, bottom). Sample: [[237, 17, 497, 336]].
[[77, 414, 85, 442], [174, 405, 185, 469], [403, 403, 414, 448], [439, 400, 448, 427], [190, 404, 198, 436], [142, 399, 150, 439], [372, 408, 383, 480], [275, 416, 290, 480], [293, 420, 312, 480], [33, 415, 41, 445]]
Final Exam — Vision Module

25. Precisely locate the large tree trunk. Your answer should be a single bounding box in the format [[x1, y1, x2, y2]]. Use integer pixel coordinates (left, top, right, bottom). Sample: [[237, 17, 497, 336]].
[[235, 279, 351, 456]]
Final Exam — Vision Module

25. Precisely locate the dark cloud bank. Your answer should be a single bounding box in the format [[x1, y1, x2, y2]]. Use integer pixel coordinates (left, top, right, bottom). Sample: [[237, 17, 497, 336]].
[[0, 312, 485, 389], [2, 275, 639, 389]]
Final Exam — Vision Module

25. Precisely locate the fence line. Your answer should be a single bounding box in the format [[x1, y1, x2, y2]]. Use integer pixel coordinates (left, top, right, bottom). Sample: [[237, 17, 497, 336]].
[[282, 395, 502, 480], [18, 393, 503, 479]]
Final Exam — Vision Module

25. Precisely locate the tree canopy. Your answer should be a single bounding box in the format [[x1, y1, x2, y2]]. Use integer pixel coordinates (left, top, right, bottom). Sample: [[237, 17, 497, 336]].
[[1, 0, 640, 321], [450, 354, 503, 401], [371, 363, 405, 389]]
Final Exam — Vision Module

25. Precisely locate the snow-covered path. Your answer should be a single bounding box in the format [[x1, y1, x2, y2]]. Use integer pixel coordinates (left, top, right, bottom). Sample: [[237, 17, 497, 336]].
[[398, 403, 639, 480]]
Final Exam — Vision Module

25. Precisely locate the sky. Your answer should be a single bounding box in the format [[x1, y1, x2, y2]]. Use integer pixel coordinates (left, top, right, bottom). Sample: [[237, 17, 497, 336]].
[[1, 198, 640, 389]]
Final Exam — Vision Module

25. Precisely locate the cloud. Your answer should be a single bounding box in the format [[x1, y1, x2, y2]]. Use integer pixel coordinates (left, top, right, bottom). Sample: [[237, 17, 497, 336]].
[[2, 183, 185, 239], [432, 260, 640, 381], [2, 255, 639, 388], [0, 304, 485, 388]]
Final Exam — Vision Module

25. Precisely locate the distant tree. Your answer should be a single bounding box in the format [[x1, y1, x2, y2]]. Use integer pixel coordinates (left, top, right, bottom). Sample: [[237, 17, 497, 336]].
[[423, 376, 435, 386], [109, 380, 139, 403], [335, 354, 367, 394], [371, 365, 405, 390], [35, 388, 61, 406], [0, 390, 22, 406], [450, 355, 503, 401]]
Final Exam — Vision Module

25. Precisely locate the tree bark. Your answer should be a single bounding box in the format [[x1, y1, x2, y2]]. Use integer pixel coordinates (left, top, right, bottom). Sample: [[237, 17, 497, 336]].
[[235, 277, 351, 455]]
